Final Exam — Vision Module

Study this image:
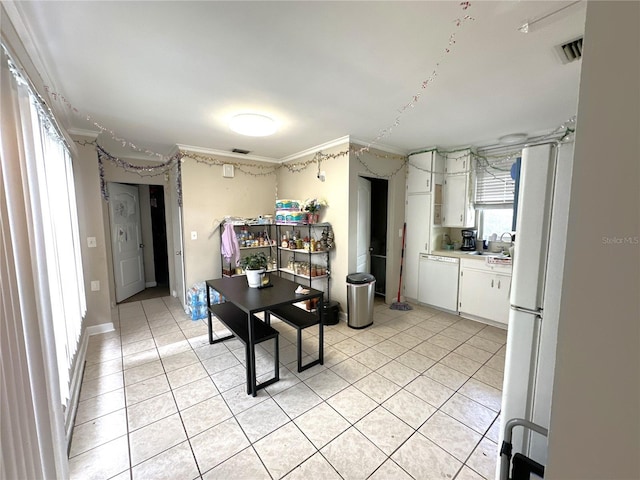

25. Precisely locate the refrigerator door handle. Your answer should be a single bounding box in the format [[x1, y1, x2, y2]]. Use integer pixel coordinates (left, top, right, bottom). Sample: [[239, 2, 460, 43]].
[[511, 305, 543, 317]]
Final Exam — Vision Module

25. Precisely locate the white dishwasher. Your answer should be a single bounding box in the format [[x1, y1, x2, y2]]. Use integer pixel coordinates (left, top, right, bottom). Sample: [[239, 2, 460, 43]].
[[418, 254, 460, 312]]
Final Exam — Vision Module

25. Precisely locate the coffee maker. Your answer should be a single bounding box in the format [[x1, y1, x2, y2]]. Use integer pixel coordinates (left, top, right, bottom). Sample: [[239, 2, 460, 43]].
[[460, 229, 477, 251]]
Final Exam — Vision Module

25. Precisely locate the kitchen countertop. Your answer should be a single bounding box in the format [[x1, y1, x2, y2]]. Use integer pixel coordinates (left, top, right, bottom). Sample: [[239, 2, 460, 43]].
[[430, 250, 513, 265], [431, 249, 488, 259]]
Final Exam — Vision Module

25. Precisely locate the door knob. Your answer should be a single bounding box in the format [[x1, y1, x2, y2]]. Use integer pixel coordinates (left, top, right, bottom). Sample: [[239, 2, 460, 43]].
[[139, 244, 144, 248], [176, 250, 182, 255]]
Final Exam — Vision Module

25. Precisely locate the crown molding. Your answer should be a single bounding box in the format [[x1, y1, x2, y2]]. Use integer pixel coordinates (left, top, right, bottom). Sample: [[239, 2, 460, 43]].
[[68, 128, 99, 140], [176, 144, 280, 164], [279, 136, 351, 163], [167, 144, 181, 159], [350, 138, 409, 156], [179, 135, 408, 165]]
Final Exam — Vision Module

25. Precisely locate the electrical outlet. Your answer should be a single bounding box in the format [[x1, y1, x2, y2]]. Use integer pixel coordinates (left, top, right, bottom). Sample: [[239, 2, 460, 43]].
[[87, 236, 97, 248], [90, 280, 100, 291], [191, 231, 198, 240]]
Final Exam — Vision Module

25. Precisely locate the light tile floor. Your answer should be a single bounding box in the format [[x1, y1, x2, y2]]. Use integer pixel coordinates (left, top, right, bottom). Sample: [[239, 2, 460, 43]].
[[70, 296, 506, 480]]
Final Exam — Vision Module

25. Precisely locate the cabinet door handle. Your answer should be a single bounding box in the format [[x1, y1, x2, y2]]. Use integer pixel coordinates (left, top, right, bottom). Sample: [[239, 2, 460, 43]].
[[460, 214, 463, 222], [498, 280, 501, 289], [491, 279, 494, 288]]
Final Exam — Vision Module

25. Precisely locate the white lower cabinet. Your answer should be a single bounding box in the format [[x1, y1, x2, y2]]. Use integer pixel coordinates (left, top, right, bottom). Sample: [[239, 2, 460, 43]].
[[458, 259, 511, 325]]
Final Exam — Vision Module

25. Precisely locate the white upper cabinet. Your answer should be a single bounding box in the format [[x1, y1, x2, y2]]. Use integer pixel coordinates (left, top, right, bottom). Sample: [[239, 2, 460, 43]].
[[442, 150, 475, 227], [444, 153, 470, 175], [407, 151, 434, 194]]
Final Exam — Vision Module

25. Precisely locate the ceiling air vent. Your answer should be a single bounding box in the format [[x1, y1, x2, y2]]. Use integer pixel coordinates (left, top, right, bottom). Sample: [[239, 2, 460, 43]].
[[232, 148, 250, 155], [556, 36, 583, 64]]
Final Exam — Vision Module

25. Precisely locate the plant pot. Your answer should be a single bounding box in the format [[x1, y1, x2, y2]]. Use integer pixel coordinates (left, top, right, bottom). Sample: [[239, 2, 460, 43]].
[[245, 268, 265, 288], [306, 213, 319, 224]]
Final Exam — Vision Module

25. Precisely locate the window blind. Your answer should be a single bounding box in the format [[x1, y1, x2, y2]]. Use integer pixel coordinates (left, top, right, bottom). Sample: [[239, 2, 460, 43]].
[[4, 47, 86, 406], [475, 158, 518, 205]]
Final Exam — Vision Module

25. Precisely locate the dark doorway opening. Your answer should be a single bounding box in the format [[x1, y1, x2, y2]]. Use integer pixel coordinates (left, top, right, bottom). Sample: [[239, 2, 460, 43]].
[[149, 185, 169, 287], [369, 178, 388, 297]]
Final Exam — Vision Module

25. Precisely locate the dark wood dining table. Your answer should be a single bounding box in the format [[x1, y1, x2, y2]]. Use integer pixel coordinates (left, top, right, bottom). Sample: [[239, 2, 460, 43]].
[[206, 275, 324, 396]]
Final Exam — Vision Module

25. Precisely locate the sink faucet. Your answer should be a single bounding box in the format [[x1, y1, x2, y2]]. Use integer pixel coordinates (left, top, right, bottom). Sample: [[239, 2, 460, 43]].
[[500, 232, 513, 242]]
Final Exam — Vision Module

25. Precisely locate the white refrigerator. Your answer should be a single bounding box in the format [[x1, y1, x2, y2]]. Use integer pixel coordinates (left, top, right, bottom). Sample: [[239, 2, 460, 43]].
[[499, 141, 574, 474]]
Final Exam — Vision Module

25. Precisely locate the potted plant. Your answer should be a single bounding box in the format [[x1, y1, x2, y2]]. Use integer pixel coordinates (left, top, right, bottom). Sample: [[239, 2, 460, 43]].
[[240, 252, 268, 288], [302, 197, 328, 224]]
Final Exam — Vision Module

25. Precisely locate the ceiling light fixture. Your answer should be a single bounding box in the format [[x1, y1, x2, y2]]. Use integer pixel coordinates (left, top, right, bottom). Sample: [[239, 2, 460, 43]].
[[229, 113, 277, 137], [498, 133, 528, 145]]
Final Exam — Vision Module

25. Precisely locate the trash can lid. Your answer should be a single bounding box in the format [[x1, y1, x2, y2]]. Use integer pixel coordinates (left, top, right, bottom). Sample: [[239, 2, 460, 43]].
[[346, 273, 376, 284]]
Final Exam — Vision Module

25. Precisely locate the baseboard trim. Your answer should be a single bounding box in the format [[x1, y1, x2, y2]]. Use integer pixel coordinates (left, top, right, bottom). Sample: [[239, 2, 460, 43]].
[[65, 330, 88, 451], [65, 322, 115, 450], [86, 323, 115, 336]]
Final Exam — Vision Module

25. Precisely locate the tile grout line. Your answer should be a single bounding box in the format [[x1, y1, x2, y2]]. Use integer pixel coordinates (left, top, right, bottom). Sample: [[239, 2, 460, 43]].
[[75, 298, 505, 480]]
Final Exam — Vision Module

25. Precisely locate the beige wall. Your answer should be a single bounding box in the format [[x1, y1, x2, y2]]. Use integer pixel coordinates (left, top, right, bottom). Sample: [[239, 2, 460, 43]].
[[546, 1, 639, 478], [276, 143, 350, 309], [180, 154, 278, 290], [72, 139, 112, 327], [348, 145, 407, 305]]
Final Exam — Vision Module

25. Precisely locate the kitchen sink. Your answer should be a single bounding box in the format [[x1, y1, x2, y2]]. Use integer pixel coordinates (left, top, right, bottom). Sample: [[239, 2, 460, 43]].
[[466, 251, 509, 257]]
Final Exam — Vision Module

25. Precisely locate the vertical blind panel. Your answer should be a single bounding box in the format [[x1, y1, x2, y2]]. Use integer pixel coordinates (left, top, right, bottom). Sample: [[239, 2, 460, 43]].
[[475, 160, 516, 204]]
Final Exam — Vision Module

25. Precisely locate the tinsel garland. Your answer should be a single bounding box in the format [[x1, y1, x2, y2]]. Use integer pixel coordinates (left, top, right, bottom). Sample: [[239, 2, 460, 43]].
[[94, 143, 183, 206], [355, 1, 475, 155], [84, 113, 575, 208]]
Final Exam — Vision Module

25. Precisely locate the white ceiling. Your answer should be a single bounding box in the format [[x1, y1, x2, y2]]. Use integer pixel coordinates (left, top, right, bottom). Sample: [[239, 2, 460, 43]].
[[10, 1, 586, 160]]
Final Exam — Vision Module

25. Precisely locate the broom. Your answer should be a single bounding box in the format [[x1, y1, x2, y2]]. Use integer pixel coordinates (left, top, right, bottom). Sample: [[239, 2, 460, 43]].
[[390, 222, 412, 311]]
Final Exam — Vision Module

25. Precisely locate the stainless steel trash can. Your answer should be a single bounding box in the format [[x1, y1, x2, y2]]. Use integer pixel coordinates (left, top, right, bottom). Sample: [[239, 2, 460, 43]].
[[346, 273, 376, 329]]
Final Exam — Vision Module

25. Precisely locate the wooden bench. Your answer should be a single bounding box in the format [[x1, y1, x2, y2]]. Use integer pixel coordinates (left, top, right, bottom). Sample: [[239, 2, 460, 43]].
[[266, 304, 323, 372], [208, 302, 279, 393]]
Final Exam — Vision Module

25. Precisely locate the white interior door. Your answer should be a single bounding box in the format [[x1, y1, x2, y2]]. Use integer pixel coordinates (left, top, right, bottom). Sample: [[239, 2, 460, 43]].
[[109, 182, 145, 302], [356, 177, 371, 273]]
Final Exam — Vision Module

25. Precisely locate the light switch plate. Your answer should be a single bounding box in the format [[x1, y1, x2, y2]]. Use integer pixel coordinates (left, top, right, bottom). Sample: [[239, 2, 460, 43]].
[[87, 236, 97, 248], [90, 280, 100, 291]]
